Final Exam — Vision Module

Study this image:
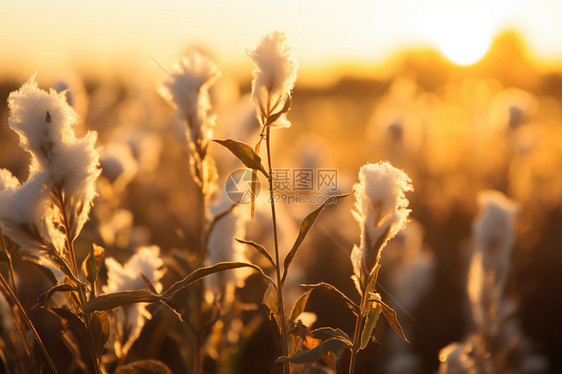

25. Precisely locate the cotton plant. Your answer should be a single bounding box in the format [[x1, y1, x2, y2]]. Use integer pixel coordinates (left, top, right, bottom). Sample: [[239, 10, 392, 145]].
[[159, 51, 221, 195], [5, 77, 100, 272], [205, 203, 252, 306], [103, 245, 164, 359], [469, 190, 519, 336], [0, 76, 104, 373], [438, 190, 539, 373]]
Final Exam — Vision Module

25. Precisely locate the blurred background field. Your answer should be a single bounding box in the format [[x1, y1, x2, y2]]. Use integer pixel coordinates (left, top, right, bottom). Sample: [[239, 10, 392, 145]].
[[1, 1, 562, 373]]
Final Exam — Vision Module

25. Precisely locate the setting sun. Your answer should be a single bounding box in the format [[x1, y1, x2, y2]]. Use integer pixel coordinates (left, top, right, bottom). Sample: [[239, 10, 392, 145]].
[[436, 30, 492, 65]]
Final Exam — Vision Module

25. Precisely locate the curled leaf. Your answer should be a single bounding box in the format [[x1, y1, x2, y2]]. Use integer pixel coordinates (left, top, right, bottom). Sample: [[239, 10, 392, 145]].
[[213, 139, 268, 177], [165, 261, 275, 296], [81, 244, 104, 289], [282, 194, 349, 283], [34, 284, 76, 310], [289, 289, 312, 323], [277, 337, 352, 364], [310, 327, 352, 344], [301, 282, 359, 315], [360, 302, 382, 350], [380, 301, 409, 343], [82, 290, 164, 314], [236, 238, 275, 267]]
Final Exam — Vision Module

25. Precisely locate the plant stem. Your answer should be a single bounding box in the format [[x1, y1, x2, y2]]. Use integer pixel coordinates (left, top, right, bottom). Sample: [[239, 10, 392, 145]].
[[193, 174, 207, 374], [55, 190, 101, 374], [348, 302, 364, 374], [0, 232, 17, 293], [265, 125, 291, 374], [0, 272, 59, 374]]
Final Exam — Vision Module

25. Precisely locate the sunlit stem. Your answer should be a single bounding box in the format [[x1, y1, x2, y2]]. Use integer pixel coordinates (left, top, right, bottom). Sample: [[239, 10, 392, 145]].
[[0, 231, 17, 293], [348, 291, 367, 374], [0, 271, 59, 374], [53, 187, 102, 374], [265, 124, 291, 374], [348, 267, 377, 374], [0, 231, 33, 359]]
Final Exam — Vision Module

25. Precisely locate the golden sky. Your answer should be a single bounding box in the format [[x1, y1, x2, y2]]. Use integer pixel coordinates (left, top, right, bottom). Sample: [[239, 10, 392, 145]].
[[1, 0, 561, 80]]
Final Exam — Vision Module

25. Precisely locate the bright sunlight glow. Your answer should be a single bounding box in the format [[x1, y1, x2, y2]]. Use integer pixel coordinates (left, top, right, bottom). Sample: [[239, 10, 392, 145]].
[[423, 4, 498, 66], [437, 31, 492, 65]]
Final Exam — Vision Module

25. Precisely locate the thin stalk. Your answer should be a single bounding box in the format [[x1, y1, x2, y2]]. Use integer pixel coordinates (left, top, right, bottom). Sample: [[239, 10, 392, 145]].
[[0, 232, 17, 293], [0, 272, 58, 374], [348, 291, 367, 374], [265, 125, 291, 374], [54, 190, 101, 374], [193, 166, 207, 374]]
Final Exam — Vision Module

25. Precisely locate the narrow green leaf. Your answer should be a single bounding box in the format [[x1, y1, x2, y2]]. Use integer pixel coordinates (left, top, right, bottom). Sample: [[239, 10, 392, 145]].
[[282, 194, 349, 283], [34, 284, 76, 310], [213, 139, 269, 177], [289, 289, 312, 323], [301, 282, 359, 315], [380, 301, 409, 343], [277, 337, 352, 364], [236, 238, 275, 268], [82, 290, 164, 314], [360, 302, 382, 350], [165, 261, 275, 296], [310, 327, 352, 344]]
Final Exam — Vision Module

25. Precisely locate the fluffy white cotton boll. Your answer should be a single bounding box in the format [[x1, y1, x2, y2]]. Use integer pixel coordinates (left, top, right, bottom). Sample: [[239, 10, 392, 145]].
[[0, 169, 20, 192], [159, 52, 220, 119], [469, 190, 519, 331], [159, 51, 220, 148], [7, 76, 100, 240], [205, 203, 251, 305], [351, 162, 413, 283], [103, 246, 164, 357], [8, 77, 78, 168], [249, 31, 298, 128], [0, 171, 64, 254]]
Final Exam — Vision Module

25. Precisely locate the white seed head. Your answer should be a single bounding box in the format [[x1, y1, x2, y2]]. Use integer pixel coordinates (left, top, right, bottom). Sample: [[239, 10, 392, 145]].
[[103, 245, 164, 358], [351, 162, 413, 281], [249, 31, 298, 128], [159, 51, 220, 148], [7, 76, 100, 239], [469, 190, 519, 333]]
